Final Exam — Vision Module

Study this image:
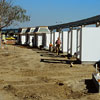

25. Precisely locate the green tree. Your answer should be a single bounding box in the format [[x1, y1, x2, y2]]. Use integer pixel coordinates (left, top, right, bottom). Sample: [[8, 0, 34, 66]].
[[0, 0, 30, 47]]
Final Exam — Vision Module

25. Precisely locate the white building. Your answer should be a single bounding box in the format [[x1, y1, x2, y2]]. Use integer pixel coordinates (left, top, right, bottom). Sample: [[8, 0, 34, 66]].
[[50, 31, 68, 53], [62, 31, 68, 53], [18, 28, 28, 45], [48, 15, 100, 63], [27, 27, 35, 47], [34, 26, 50, 49], [76, 27, 100, 63]]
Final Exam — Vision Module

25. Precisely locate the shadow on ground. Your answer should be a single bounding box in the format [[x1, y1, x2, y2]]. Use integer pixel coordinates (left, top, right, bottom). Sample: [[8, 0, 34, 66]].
[[85, 79, 98, 93], [40, 59, 67, 64], [40, 58, 81, 64], [40, 54, 67, 58]]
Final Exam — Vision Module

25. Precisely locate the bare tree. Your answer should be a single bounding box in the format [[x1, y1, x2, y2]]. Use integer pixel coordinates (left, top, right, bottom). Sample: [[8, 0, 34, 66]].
[[0, 0, 30, 29], [0, 0, 30, 47]]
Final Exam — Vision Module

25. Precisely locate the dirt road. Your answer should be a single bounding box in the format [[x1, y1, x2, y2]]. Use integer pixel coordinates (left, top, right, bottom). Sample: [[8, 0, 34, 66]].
[[0, 45, 100, 100]]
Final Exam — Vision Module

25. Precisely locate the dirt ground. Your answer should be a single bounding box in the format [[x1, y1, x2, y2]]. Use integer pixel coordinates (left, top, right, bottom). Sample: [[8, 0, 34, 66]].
[[0, 45, 100, 100]]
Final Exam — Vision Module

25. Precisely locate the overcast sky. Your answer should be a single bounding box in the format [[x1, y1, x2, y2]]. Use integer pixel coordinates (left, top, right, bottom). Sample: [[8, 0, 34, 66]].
[[10, 0, 100, 28]]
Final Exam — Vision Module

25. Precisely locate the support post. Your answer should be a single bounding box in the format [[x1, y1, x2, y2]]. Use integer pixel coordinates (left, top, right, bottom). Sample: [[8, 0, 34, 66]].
[[50, 30, 53, 44], [76, 29, 78, 56], [80, 27, 82, 61], [67, 31, 70, 54], [76, 27, 82, 61], [96, 22, 100, 27], [70, 29, 73, 55], [58, 28, 63, 51]]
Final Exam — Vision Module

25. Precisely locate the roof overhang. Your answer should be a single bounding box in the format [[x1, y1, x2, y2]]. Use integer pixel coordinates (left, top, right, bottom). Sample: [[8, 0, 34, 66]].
[[48, 15, 100, 30]]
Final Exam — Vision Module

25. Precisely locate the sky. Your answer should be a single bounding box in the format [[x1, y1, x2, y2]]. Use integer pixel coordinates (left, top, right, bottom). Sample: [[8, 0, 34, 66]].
[[10, 0, 100, 28]]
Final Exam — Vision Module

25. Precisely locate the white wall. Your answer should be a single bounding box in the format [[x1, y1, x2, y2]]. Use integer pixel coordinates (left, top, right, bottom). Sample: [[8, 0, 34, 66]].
[[82, 27, 100, 62], [21, 35, 26, 45], [37, 35, 42, 47], [46, 33, 50, 48], [29, 35, 34, 47], [51, 32, 53, 45], [60, 32, 63, 51], [53, 32, 59, 46], [72, 30, 77, 55], [67, 31, 72, 54], [62, 31, 68, 52]]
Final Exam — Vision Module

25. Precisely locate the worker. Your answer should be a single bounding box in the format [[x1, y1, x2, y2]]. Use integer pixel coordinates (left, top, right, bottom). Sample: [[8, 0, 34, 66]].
[[56, 37, 61, 55], [49, 43, 53, 51]]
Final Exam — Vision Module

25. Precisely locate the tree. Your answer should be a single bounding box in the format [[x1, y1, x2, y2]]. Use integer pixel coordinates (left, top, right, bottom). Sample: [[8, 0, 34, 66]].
[[0, 0, 30, 47], [0, 0, 30, 29]]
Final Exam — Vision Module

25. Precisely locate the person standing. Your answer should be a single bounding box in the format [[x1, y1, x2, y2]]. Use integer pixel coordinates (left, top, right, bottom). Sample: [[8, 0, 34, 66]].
[[56, 37, 61, 55]]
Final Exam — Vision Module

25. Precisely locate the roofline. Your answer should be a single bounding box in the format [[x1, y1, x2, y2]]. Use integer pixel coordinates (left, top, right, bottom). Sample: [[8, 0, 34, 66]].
[[36, 26, 48, 28], [48, 15, 100, 30]]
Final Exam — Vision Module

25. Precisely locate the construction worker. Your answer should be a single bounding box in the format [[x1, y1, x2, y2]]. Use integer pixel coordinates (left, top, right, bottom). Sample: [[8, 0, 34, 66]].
[[56, 37, 61, 55]]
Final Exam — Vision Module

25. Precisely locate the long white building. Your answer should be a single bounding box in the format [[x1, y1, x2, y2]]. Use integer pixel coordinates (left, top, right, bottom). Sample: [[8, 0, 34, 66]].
[[48, 15, 100, 63]]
